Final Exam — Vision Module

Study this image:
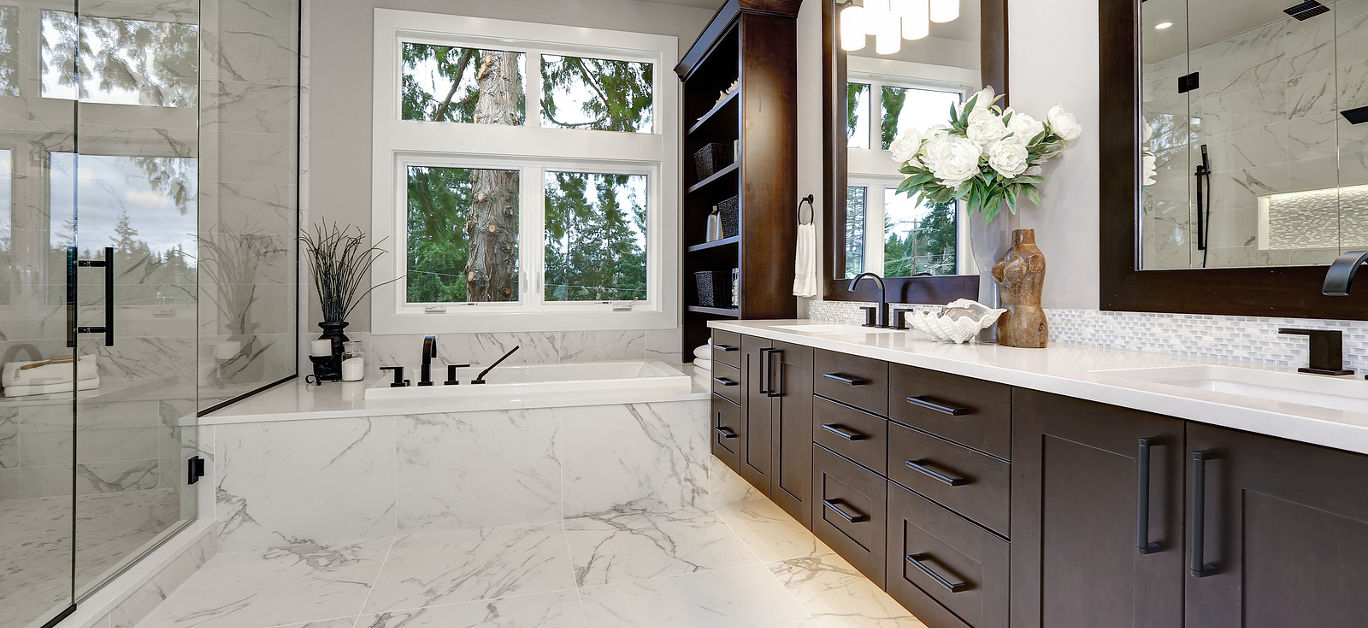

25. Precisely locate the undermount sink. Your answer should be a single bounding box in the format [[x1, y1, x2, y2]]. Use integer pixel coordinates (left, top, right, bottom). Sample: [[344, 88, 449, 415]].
[[1089, 365, 1368, 414], [771, 323, 904, 334]]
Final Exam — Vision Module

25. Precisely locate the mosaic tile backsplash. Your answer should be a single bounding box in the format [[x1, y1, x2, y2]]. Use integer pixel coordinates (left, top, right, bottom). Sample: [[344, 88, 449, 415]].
[[805, 299, 1368, 375]]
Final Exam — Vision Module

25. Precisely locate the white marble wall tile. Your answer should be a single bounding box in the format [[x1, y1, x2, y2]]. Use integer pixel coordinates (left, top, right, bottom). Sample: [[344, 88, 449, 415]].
[[564, 509, 758, 587], [358, 590, 585, 628], [560, 401, 708, 517], [363, 330, 647, 382], [0, 407, 17, 469], [215, 417, 397, 551], [105, 525, 217, 628], [361, 523, 576, 613], [395, 411, 560, 532], [645, 328, 684, 363], [214, 131, 297, 185]]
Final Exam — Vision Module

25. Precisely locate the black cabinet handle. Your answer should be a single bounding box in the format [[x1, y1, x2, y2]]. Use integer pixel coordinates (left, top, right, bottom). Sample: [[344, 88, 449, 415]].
[[713, 344, 738, 352], [768, 349, 784, 398], [758, 348, 773, 395], [906, 554, 969, 593], [1137, 436, 1163, 555], [712, 376, 738, 387], [905, 395, 970, 416], [822, 372, 868, 386], [820, 423, 865, 441], [822, 499, 867, 523], [67, 246, 115, 347], [713, 426, 738, 439], [905, 459, 968, 486], [1190, 449, 1221, 577]]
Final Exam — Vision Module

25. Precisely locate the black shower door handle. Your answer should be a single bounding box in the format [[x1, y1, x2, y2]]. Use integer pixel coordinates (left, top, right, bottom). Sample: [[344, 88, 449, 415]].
[[67, 246, 115, 347]]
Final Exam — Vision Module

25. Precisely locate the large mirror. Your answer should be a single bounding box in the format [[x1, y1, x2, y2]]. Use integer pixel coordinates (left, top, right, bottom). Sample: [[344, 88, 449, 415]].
[[822, 0, 1006, 301], [1140, 0, 1368, 270]]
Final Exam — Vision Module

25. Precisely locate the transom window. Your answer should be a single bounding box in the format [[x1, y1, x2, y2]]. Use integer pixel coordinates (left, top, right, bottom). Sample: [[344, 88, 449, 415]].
[[371, 11, 678, 333]]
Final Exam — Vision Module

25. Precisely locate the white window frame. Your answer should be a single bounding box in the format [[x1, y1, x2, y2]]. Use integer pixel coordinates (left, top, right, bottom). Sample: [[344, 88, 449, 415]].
[[371, 9, 679, 334]]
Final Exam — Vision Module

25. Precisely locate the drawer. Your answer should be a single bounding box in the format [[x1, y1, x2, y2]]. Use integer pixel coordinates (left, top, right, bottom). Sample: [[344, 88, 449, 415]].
[[711, 394, 740, 469], [711, 362, 742, 406], [887, 422, 1010, 537], [886, 482, 1009, 628], [814, 350, 888, 416], [813, 444, 887, 586], [711, 329, 742, 369], [812, 396, 888, 475], [890, 364, 1012, 460]]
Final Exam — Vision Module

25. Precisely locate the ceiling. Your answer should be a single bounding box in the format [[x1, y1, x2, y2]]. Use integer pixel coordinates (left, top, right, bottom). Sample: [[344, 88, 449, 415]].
[[632, 0, 728, 9], [1143, 0, 1332, 62]]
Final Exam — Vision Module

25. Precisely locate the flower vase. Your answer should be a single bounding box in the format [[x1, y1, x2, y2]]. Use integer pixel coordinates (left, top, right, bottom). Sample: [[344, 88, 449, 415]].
[[991, 229, 1049, 348], [969, 213, 1012, 342], [317, 321, 350, 357]]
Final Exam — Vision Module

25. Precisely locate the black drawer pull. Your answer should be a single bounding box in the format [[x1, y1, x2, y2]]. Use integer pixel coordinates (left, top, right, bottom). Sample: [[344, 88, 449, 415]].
[[822, 499, 868, 523], [712, 376, 738, 387], [905, 396, 970, 416], [822, 372, 868, 386], [713, 426, 738, 439], [820, 423, 866, 441], [1137, 436, 1163, 555], [712, 344, 738, 352], [906, 553, 969, 593], [1190, 449, 1221, 577], [905, 459, 968, 486]]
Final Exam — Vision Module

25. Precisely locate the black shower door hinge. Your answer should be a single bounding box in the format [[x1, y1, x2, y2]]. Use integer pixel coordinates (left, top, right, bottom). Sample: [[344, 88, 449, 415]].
[[1178, 72, 1200, 94], [187, 456, 206, 485]]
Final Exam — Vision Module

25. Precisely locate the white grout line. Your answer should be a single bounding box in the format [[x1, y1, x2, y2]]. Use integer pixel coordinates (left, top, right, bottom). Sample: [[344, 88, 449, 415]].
[[351, 535, 399, 627], [560, 517, 593, 628]]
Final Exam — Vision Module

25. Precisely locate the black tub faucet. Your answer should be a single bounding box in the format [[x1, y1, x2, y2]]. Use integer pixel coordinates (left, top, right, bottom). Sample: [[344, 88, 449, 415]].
[[418, 335, 437, 386], [1323, 251, 1368, 296], [848, 272, 889, 328]]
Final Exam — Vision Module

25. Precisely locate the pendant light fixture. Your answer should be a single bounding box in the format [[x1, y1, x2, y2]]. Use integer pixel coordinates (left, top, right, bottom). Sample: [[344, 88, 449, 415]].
[[875, 14, 901, 54], [930, 0, 959, 23], [900, 0, 930, 40], [864, 0, 890, 35], [840, 3, 867, 51]]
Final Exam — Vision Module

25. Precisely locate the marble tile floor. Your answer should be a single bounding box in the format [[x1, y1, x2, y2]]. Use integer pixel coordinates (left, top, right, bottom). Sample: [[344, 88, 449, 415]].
[[134, 464, 927, 628], [0, 488, 182, 628]]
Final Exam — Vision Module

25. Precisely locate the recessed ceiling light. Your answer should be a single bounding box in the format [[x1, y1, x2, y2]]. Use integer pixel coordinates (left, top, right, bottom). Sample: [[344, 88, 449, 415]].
[[1155, 21, 1174, 30]]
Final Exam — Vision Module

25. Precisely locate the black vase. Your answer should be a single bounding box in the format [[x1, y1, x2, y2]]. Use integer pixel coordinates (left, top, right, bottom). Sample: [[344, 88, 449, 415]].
[[318, 321, 350, 357]]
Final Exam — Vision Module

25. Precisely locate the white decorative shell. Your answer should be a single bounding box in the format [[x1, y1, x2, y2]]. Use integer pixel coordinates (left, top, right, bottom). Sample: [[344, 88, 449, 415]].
[[908, 299, 1007, 344]]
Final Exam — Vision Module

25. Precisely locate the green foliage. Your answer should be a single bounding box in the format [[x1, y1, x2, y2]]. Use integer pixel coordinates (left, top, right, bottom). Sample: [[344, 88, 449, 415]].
[[542, 56, 652, 131], [846, 83, 868, 145], [401, 43, 527, 124], [882, 200, 956, 277], [544, 172, 646, 301], [844, 186, 866, 277], [879, 87, 908, 150]]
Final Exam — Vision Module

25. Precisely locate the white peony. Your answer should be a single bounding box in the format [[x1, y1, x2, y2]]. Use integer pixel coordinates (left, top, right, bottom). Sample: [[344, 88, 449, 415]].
[[1004, 109, 1045, 144], [924, 135, 982, 188], [987, 139, 1030, 178], [1047, 104, 1083, 141], [889, 127, 925, 166], [966, 109, 1010, 146], [961, 86, 996, 116]]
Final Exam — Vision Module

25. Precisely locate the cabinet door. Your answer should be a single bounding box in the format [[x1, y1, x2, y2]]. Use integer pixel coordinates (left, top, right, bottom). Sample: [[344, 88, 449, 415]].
[[1011, 390, 1185, 628], [739, 335, 773, 494], [769, 341, 813, 528], [1185, 423, 1368, 628]]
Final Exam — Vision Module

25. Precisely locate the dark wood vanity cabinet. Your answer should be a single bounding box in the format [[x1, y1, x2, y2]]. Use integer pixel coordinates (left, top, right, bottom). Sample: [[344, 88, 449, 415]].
[[736, 336, 814, 527]]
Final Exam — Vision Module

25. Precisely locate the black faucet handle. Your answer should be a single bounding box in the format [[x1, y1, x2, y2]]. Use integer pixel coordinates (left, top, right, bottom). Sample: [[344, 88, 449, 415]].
[[860, 306, 878, 327], [893, 309, 910, 330], [380, 365, 410, 387], [445, 363, 470, 385], [1278, 328, 1352, 376]]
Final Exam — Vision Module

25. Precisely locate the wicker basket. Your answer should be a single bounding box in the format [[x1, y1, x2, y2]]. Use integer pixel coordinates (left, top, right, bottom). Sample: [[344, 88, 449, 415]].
[[693, 143, 731, 180], [694, 270, 732, 307], [716, 196, 739, 238]]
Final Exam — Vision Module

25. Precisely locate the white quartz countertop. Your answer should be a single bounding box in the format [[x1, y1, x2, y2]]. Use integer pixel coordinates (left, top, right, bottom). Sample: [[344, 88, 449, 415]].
[[710, 320, 1368, 456]]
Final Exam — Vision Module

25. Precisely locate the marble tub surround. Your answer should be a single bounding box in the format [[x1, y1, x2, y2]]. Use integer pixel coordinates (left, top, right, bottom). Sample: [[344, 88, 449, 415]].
[[711, 319, 1368, 456], [131, 462, 927, 628], [209, 399, 708, 552], [353, 329, 684, 381]]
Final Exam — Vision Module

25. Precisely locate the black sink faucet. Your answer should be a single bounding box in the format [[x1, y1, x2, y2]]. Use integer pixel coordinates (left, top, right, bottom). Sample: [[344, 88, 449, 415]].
[[848, 272, 889, 328], [1279, 328, 1352, 376], [1323, 251, 1368, 296], [418, 335, 437, 386]]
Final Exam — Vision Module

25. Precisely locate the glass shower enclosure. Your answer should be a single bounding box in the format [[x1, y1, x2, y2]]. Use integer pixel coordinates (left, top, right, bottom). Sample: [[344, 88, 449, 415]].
[[0, 0, 299, 626]]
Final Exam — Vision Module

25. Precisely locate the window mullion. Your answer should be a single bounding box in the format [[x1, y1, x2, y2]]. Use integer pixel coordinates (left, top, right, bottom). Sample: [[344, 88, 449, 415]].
[[527, 47, 543, 129], [521, 165, 545, 309]]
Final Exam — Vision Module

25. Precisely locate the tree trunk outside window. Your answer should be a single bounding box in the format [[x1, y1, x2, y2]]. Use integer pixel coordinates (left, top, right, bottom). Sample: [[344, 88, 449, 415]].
[[467, 51, 521, 301]]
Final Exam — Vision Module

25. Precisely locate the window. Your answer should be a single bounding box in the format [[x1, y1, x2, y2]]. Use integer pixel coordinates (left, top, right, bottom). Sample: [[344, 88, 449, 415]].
[[845, 186, 866, 277], [372, 11, 679, 333], [878, 85, 961, 150], [846, 82, 870, 149]]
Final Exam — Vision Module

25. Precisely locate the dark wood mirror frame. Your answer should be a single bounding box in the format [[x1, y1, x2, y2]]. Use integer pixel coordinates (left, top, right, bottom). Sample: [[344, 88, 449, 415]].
[[1098, 0, 1368, 320], [821, 0, 1008, 303]]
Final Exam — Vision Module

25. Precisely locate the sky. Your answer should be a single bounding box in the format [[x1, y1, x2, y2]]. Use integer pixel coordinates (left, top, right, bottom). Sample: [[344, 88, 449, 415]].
[[48, 153, 198, 257]]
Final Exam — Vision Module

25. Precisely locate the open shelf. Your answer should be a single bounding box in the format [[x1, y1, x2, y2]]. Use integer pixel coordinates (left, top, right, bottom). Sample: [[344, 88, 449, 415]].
[[687, 305, 741, 317], [687, 235, 740, 253], [687, 161, 739, 194], [688, 88, 739, 135]]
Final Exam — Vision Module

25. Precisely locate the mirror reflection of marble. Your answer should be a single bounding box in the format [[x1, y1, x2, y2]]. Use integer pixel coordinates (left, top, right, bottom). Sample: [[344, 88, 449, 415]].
[[1140, 0, 1368, 269], [837, 0, 982, 280]]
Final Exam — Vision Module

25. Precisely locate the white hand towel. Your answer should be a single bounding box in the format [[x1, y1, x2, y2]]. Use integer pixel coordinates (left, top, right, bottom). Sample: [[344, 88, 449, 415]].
[[693, 344, 712, 361], [3, 376, 100, 398], [2, 355, 98, 388], [793, 222, 818, 298]]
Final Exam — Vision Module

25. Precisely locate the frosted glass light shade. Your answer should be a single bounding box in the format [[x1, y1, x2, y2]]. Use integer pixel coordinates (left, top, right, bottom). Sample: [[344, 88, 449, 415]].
[[930, 0, 959, 23], [901, 0, 929, 39], [864, 0, 890, 35], [875, 19, 900, 54], [841, 5, 867, 51]]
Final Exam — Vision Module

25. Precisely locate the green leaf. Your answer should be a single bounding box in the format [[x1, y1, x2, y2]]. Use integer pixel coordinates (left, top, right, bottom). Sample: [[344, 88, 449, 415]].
[[1023, 184, 1042, 207]]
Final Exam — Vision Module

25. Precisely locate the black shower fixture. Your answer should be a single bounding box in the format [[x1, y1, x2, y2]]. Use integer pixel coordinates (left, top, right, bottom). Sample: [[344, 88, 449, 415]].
[[1284, 0, 1329, 20]]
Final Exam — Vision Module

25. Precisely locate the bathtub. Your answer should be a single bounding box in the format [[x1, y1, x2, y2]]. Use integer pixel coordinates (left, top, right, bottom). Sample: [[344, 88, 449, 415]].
[[363, 359, 693, 401]]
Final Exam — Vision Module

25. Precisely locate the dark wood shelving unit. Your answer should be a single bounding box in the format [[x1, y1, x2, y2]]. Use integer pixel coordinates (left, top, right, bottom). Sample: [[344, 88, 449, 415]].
[[675, 0, 799, 363]]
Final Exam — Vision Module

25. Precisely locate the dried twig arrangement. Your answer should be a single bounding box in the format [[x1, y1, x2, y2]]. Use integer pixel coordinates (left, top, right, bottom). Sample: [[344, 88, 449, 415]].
[[198, 225, 287, 335], [300, 221, 396, 323]]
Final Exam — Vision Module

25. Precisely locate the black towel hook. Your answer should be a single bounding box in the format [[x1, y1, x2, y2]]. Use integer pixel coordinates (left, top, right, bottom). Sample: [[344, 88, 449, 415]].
[[797, 194, 815, 225]]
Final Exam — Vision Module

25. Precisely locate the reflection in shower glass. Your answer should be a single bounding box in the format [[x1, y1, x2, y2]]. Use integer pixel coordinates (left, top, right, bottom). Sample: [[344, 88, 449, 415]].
[[40, 11, 198, 107], [1, 149, 10, 305], [0, 6, 17, 96]]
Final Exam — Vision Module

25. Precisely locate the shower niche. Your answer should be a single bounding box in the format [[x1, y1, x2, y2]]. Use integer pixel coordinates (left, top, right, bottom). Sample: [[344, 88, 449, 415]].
[[1139, 0, 1368, 270]]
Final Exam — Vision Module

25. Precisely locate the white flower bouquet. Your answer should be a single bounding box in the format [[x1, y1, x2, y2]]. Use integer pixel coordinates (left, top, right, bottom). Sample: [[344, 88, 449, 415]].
[[889, 86, 1082, 225]]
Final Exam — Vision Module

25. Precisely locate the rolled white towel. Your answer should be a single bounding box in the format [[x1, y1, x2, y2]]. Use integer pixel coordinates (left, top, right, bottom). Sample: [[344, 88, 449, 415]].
[[694, 358, 713, 372], [3, 376, 99, 398], [2, 355, 98, 388], [693, 344, 712, 361]]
